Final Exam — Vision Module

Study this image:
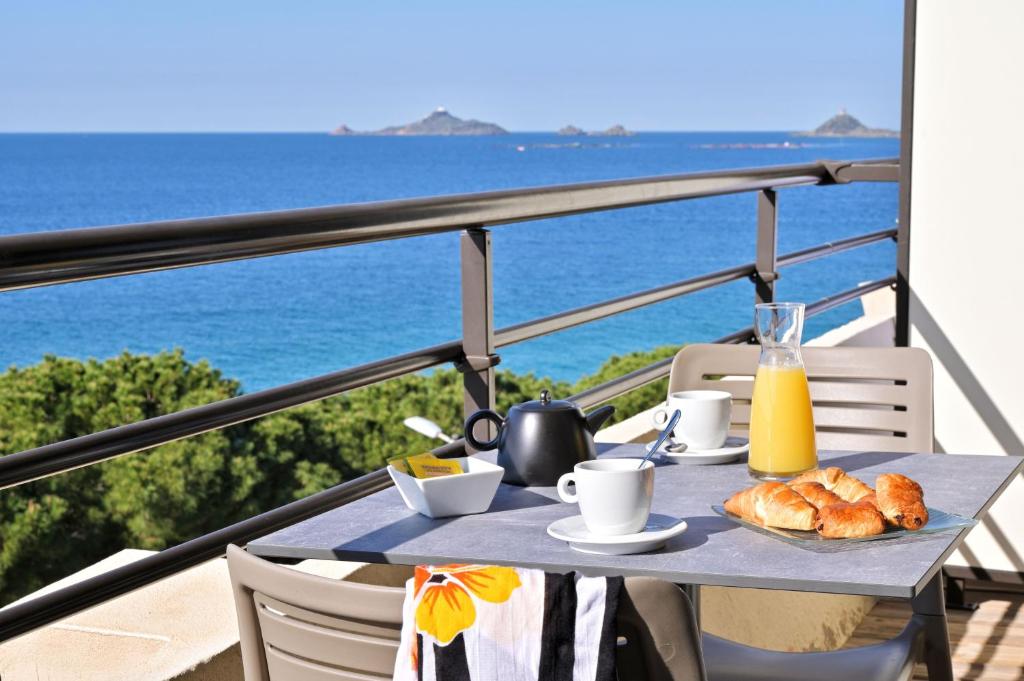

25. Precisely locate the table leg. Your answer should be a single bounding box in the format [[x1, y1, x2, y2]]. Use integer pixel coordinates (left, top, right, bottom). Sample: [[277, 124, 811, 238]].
[[913, 573, 954, 681], [682, 583, 701, 627]]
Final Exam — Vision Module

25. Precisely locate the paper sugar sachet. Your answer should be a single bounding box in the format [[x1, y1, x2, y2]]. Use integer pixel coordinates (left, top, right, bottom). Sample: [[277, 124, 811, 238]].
[[407, 455, 463, 478], [388, 452, 463, 478]]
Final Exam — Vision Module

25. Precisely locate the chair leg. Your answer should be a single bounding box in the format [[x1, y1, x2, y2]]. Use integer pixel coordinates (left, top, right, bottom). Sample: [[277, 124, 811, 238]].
[[682, 584, 701, 626], [913, 573, 954, 681]]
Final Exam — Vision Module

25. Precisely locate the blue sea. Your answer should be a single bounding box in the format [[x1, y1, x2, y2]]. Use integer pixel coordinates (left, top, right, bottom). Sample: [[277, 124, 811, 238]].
[[0, 133, 898, 390]]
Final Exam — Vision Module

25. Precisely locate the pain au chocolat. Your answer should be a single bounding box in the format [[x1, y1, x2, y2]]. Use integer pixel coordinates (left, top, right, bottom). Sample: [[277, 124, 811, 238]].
[[876, 473, 929, 530], [816, 501, 887, 538]]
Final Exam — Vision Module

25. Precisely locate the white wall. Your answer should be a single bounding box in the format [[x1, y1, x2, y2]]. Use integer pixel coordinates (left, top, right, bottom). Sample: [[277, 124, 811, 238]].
[[910, 0, 1024, 579]]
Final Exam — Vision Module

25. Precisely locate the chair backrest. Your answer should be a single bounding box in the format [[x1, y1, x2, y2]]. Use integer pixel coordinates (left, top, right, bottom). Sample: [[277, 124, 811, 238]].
[[667, 344, 934, 453], [227, 545, 406, 681], [227, 546, 706, 681]]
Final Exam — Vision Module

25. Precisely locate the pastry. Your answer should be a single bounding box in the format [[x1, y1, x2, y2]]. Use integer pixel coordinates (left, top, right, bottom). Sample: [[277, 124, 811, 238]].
[[815, 501, 886, 538], [876, 473, 929, 530], [724, 482, 818, 531], [789, 467, 844, 489], [790, 481, 844, 510], [831, 474, 874, 503], [790, 467, 873, 503], [725, 468, 929, 539]]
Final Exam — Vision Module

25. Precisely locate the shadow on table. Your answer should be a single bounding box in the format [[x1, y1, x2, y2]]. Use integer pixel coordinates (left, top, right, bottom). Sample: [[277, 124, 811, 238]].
[[660, 514, 739, 553], [823, 450, 917, 473], [332, 486, 557, 559], [333, 513, 455, 559], [488, 485, 560, 512]]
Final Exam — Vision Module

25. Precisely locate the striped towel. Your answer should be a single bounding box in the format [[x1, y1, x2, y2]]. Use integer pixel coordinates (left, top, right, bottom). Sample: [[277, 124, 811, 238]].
[[393, 564, 622, 681]]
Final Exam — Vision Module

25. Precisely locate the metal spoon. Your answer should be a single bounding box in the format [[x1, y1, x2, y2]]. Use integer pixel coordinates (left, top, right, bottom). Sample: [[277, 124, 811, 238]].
[[665, 440, 689, 453], [639, 409, 681, 469]]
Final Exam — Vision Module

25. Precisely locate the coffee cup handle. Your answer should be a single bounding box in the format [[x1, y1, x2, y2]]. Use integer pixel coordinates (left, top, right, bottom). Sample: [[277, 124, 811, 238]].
[[556, 473, 578, 503], [651, 406, 673, 428]]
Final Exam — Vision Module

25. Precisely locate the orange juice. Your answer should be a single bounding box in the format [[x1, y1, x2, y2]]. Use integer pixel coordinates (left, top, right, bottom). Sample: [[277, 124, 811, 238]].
[[748, 364, 817, 479]]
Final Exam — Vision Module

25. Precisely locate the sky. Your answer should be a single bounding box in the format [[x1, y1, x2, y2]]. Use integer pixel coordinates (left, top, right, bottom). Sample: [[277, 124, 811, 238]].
[[0, 1, 904, 133]]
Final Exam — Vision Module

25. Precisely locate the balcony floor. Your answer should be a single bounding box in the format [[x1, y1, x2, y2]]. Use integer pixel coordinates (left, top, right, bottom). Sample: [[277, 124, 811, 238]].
[[843, 585, 1024, 681]]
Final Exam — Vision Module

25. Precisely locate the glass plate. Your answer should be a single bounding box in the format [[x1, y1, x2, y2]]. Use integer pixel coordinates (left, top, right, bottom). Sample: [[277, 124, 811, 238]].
[[711, 505, 976, 552]]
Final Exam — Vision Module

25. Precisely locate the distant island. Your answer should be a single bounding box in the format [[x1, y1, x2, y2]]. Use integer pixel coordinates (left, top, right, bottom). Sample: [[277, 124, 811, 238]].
[[558, 123, 635, 137], [330, 107, 507, 136], [795, 109, 898, 138]]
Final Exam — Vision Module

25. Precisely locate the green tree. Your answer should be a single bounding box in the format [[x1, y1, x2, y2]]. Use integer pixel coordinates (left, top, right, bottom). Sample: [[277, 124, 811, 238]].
[[0, 351, 240, 598]]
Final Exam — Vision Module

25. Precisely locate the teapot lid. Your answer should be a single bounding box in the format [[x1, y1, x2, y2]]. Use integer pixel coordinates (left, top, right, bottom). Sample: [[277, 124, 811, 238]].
[[515, 390, 583, 414]]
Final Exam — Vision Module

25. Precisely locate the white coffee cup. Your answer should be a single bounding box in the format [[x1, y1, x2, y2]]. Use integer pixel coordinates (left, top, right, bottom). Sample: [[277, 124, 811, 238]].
[[556, 458, 654, 535], [651, 390, 731, 450]]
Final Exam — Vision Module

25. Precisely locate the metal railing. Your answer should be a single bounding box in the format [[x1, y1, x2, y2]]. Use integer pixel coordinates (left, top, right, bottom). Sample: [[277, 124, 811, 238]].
[[0, 157, 898, 641]]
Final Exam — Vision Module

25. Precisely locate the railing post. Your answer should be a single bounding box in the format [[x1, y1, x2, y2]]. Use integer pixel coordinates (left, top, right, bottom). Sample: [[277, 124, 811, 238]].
[[895, 0, 917, 347], [459, 228, 499, 449], [753, 188, 779, 306]]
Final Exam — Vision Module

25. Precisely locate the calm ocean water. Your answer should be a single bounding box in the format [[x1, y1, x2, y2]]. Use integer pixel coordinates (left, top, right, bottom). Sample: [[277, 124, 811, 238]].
[[0, 133, 898, 390]]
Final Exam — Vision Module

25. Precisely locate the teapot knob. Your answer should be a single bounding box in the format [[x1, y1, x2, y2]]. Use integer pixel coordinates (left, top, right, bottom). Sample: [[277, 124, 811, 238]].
[[540, 389, 551, 405]]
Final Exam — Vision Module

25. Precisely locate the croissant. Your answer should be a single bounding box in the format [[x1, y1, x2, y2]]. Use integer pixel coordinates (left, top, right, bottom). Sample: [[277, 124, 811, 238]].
[[790, 467, 844, 488], [831, 475, 874, 503], [790, 467, 874, 503], [789, 481, 844, 510], [876, 473, 929, 530], [816, 501, 886, 538], [724, 482, 818, 531]]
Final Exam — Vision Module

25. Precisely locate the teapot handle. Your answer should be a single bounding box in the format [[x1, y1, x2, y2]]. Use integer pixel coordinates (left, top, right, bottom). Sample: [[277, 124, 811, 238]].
[[464, 409, 504, 450]]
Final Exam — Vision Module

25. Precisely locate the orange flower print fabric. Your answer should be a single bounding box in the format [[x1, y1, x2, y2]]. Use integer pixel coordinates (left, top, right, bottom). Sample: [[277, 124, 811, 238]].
[[394, 565, 622, 681], [413, 564, 522, 645]]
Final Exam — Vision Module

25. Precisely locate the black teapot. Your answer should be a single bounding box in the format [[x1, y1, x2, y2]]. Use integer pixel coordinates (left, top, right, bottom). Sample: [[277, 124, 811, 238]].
[[464, 390, 615, 486]]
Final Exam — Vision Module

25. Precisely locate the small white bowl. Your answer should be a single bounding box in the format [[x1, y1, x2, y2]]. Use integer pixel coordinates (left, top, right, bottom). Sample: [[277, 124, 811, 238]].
[[387, 456, 504, 518]]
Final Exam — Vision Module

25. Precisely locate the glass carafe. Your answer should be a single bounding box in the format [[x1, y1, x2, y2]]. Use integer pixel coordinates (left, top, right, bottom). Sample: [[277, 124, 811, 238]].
[[748, 302, 818, 480]]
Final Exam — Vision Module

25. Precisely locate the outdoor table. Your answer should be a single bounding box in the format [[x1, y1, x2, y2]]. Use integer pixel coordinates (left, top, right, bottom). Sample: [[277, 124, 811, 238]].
[[248, 445, 1023, 681]]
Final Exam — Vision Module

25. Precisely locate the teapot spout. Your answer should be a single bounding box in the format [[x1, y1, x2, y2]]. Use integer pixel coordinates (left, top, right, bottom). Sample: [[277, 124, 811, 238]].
[[584, 405, 616, 435]]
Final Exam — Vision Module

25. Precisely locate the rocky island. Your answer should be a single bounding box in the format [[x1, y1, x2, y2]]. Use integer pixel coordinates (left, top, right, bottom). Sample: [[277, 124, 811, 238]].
[[796, 109, 898, 138], [593, 124, 634, 137], [329, 108, 507, 136], [557, 123, 635, 136]]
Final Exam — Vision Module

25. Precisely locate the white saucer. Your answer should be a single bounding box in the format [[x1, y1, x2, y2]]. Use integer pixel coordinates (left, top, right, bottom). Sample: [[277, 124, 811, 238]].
[[546, 513, 687, 555], [647, 436, 749, 465]]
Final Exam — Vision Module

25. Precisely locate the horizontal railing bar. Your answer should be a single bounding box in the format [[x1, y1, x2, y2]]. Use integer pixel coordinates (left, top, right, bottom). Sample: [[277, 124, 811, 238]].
[[0, 436, 470, 644], [570, 356, 675, 409], [713, 327, 761, 346], [0, 431, 472, 643], [833, 162, 900, 183], [0, 467, 392, 642], [805, 276, 896, 317], [495, 263, 755, 347], [496, 227, 895, 348], [776, 228, 897, 268], [0, 340, 462, 490], [571, 275, 896, 408], [570, 326, 753, 409], [0, 158, 894, 292]]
